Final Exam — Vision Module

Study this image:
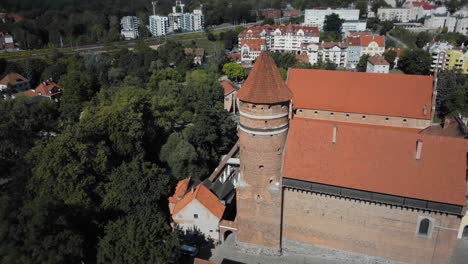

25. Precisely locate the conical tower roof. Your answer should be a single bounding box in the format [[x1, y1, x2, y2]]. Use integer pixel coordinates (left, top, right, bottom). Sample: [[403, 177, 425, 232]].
[[237, 52, 292, 104]]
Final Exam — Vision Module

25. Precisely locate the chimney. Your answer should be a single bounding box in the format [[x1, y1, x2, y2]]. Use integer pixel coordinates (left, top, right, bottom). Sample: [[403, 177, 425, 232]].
[[332, 125, 337, 144], [415, 139, 423, 160]]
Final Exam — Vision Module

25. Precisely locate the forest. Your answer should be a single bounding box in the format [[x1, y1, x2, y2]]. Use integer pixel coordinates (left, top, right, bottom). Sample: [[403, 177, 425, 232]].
[[0, 42, 237, 263], [0, 0, 357, 49]]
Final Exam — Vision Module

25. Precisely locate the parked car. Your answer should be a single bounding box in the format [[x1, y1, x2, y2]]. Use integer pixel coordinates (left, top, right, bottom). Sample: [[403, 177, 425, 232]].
[[180, 244, 198, 257]]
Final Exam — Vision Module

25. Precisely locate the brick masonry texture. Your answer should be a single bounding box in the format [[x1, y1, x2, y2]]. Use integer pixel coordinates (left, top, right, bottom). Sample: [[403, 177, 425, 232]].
[[236, 102, 288, 251], [282, 189, 461, 264]]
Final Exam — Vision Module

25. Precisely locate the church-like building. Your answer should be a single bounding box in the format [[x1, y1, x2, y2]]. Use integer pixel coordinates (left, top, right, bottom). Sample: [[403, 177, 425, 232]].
[[171, 52, 468, 263]]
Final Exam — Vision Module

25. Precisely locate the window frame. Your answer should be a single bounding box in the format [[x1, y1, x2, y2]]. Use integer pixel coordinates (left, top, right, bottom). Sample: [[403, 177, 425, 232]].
[[416, 216, 434, 238]]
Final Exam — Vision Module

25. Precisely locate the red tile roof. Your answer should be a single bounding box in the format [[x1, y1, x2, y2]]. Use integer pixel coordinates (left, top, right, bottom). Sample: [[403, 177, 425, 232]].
[[321, 41, 348, 49], [368, 54, 389, 65], [221, 80, 237, 96], [172, 184, 225, 219], [237, 52, 292, 104], [22, 80, 62, 98], [240, 39, 266, 51], [283, 118, 467, 206], [0, 73, 29, 86], [168, 178, 190, 203], [412, 1, 434, 10], [360, 35, 385, 47], [239, 25, 319, 38], [287, 69, 433, 120]]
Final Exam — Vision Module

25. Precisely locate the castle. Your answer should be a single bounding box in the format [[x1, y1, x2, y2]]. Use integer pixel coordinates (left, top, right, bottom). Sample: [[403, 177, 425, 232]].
[[171, 52, 468, 263]]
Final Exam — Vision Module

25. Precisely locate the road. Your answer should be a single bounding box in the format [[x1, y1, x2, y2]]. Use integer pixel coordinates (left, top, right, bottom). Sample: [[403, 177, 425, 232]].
[[3, 14, 303, 61], [386, 33, 408, 48]]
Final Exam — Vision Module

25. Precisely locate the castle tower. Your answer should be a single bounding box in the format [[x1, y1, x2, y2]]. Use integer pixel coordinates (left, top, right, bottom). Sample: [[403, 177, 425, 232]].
[[236, 52, 292, 253]]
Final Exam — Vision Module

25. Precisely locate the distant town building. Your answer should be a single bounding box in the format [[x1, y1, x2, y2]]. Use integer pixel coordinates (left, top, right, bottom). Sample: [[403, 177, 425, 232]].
[[425, 41, 453, 73], [21, 80, 62, 100], [120, 16, 140, 40], [184, 48, 205, 65], [149, 15, 169, 36], [342, 20, 367, 33], [377, 7, 424, 22], [238, 25, 319, 62], [259, 8, 282, 20], [0, 13, 23, 23], [346, 33, 385, 68], [282, 8, 302, 17], [301, 41, 348, 67], [366, 54, 390, 74], [167, 1, 204, 32], [304, 8, 360, 30], [0, 32, 15, 50], [240, 39, 267, 63], [0, 73, 30, 92], [446, 49, 468, 74]]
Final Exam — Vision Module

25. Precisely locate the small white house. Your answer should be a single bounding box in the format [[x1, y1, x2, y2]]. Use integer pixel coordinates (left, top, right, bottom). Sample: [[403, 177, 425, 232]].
[[169, 180, 225, 241], [366, 54, 390, 74]]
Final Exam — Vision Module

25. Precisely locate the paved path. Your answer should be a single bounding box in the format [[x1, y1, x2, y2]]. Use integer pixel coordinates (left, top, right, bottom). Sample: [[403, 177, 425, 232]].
[[386, 33, 408, 48], [209, 236, 398, 264]]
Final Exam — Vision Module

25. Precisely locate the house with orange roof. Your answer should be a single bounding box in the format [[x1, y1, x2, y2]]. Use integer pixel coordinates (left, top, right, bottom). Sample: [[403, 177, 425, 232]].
[[221, 80, 238, 112], [229, 52, 467, 263], [346, 33, 385, 68], [240, 39, 266, 63], [0, 73, 30, 92], [238, 25, 319, 63], [170, 181, 225, 240], [366, 54, 390, 73], [21, 80, 62, 100]]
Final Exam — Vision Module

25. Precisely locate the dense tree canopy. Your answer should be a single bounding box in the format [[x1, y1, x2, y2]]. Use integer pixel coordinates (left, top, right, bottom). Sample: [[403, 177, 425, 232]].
[[356, 54, 371, 72], [436, 70, 468, 119], [323, 13, 344, 33], [0, 40, 236, 263], [397, 49, 432, 75]]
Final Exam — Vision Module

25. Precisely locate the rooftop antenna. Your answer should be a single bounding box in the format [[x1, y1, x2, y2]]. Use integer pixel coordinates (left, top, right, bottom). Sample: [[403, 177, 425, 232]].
[[152, 1, 157, 16]]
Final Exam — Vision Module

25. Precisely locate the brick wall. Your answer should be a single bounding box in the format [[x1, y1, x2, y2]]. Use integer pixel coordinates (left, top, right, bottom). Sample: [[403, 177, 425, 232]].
[[236, 102, 289, 252], [282, 188, 461, 264], [295, 108, 431, 129]]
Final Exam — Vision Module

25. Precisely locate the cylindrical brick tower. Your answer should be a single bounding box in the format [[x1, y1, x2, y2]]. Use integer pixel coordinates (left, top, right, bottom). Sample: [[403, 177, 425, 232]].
[[235, 52, 292, 254]]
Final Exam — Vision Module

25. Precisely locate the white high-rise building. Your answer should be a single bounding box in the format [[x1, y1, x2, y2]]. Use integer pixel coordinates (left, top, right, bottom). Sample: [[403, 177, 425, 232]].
[[192, 8, 204, 31], [167, 2, 204, 32], [149, 15, 169, 36], [304, 8, 360, 30], [120, 16, 140, 40]]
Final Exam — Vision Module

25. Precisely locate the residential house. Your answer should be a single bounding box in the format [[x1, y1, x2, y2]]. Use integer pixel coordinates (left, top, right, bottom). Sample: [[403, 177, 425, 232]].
[[0, 73, 30, 92], [240, 39, 266, 63], [304, 8, 360, 30], [0, 32, 15, 50], [366, 54, 390, 74], [21, 80, 62, 100], [221, 80, 238, 112], [184, 48, 205, 65]]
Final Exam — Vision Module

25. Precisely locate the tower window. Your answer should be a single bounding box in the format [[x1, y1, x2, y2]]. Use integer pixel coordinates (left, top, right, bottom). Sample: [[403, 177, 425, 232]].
[[403, 119, 407, 122], [259, 165, 264, 169], [194, 214, 199, 219], [418, 218, 431, 236]]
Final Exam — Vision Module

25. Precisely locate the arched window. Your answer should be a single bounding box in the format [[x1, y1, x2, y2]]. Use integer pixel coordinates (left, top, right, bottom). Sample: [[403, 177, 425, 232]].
[[418, 218, 430, 235], [463, 226, 468, 239]]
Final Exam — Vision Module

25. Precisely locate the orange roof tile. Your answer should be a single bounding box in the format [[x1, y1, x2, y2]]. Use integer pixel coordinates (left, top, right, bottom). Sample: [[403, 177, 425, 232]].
[[240, 39, 266, 51], [23, 80, 62, 98], [168, 178, 190, 203], [237, 52, 292, 104], [287, 69, 433, 120], [172, 184, 225, 219], [368, 54, 389, 65], [0, 72, 29, 86], [221, 80, 237, 96], [283, 118, 467, 206], [360, 35, 385, 47]]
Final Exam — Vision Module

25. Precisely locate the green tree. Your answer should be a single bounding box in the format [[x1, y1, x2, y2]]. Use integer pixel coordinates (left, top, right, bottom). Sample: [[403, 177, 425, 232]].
[[397, 49, 432, 75], [323, 13, 344, 33], [97, 211, 179, 264], [356, 54, 371, 72], [436, 70, 468, 118], [262, 17, 275, 25], [415, 31, 432, 48], [222, 62, 247, 81], [383, 50, 397, 69], [379, 21, 394, 35], [312, 60, 337, 71], [372, 0, 391, 13], [102, 159, 170, 213], [356, 0, 368, 19], [271, 52, 298, 69]]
